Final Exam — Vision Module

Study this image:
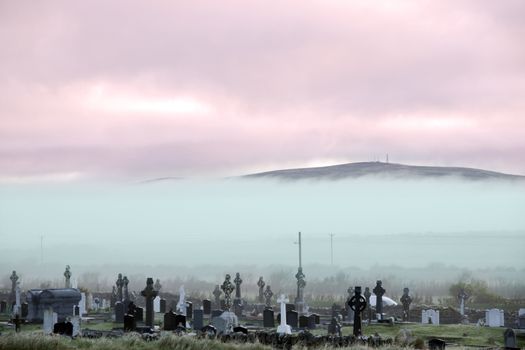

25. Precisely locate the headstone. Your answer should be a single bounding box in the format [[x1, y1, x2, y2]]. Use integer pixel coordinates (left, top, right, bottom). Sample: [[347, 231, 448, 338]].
[[328, 316, 342, 336], [14, 284, 21, 315], [0, 300, 6, 313], [373, 280, 386, 318], [234, 272, 243, 300], [115, 302, 124, 323], [221, 274, 235, 311], [154, 278, 162, 292], [519, 309, 525, 329], [160, 299, 167, 313], [193, 309, 204, 330], [211, 311, 238, 334], [286, 303, 295, 313], [287, 310, 298, 328], [86, 293, 93, 311], [348, 286, 367, 336], [364, 287, 372, 323], [122, 276, 130, 302], [110, 286, 117, 307], [256, 276, 265, 304], [140, 278, 158, 327], [164, 311, 176, 330], [299, 315, 309, 329], [71, 316, 81, 337], [174, 314, 187, 328], [504, 328, 517, 348], [457, 289, 469, 316], [400, 287, 413, 322], [422, 309, 440, 325], [135, 307, 144, 322], [124, 314, 136, 332], [43, 308, 57, 335], [153, 296, 161, 313], [64, 265, 72, 288], [346, 286, 354, 322], [295, 267, 306, 314], [116, 273, 124, 302], [186, 301, 193, 319], [276, 294, 292, 335], [264, 286, 274, 308], [202, 299, 211, 314], [213, 285, 222, 309], [53, 321, 73, 336], [10, 271, 19, 304], [21, 302, 28, 318], [79, 292, 86, 316], [485, 308, 504, 327], [263, 308, 275, 328], [307, 314, 317, 329]]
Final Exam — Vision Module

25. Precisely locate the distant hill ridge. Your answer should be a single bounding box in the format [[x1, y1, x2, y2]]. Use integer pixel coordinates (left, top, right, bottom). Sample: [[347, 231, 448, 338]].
[[243, 162, 525, 181]]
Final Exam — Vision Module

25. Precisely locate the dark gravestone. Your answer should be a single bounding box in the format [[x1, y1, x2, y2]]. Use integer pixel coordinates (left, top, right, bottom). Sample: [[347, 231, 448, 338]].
[[0, 300, 6, 313], [400, 287, 413, 322], [299, 315, 309, 329], [186, 301, 193, 320], [140, 277, 158, 327], [211, 309, 223, 318], [328, 317, 342, 336], [263, 308, 275, 328], [313, 314, 320, 324], [115, 302, 124, 323], [159, 299, 167, 313], [124, 314, 136, 332], [348, 286, 367, 337], [373, 280, 386, 318], [307, 314, 317, 329], [53, 321, 73, 336], [21, 302, 28, 318], [193, 309, 204, 330], [135, 307, 144, 322], [286, 303, 295, 313], [428, 338, 446, 350], [164, 312, 176, 331], [174, 314, 187, 328], [287, 310, 298, 328], [504, 328, 517, 349], [202, 299, 212, 314]]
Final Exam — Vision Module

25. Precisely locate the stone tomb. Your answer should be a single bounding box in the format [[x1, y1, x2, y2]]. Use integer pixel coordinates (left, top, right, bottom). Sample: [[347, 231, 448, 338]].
[[422, 309, 440, 325], [485, 308, 504, 327], [27, 288, 81, 322]]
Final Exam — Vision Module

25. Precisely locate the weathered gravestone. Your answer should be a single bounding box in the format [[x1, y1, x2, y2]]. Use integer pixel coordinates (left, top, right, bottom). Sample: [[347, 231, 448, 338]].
[[264, 286, 274, 308], [0, 300, 6, 313], [422, 309, 440, 324], [211, 311, 238, 334], [213, 285, 222, 309], [43, 307, 58, 335], [299, 315, 309, 329], [164, 311, 176, 330], [257, 277, 265, 303], [135, 307, 144, 322], [457, 289, 469, 316], [116, 274, 124, 302], [348, 286, 367, 337], [115, 301, 124, 323], [485, 308, 504, 327], [327, 317, 342, 336], [10, 271, 19, 304], [519, 309, 525, 329], [504, 328, 517, 349], [307, 314, 317, 329], [263, 308, 275, 328], [153, 296, 160, 313], [233, 273, 243, 317], [364, 287, 372, 323], [193, 309, 204, 330], [287, 310, 298, 328], [373, 280, 386, 319], [174, 314, 187, 328], [21, 302, 28, 318], [400, 287, 413, 322], [186, 301, 193, 320], [140, 278, 158, 327], [346, 286, 354, 322], [124, 314, 136, 332], [202, 299, 211, 314], [160, 299, 167, 313], [221, 274, 235, 311]]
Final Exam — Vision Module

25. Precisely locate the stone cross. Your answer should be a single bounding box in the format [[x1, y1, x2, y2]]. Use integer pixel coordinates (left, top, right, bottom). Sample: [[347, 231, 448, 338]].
[[348, 286, 367, 337], [13, 283, 21, 316], [140, 278, 158, 327], [295, 267, 306, 312], [10, 271, 19, 303], [64, 265, 72, 288], [110, 286, 117, 307], [400, 287, 413, 321], [364, 287, 372, 323], [123, 276, 130, 301], [263, 285, 274, 308], [276, 294, 292, 334], [373, 280, 385, 317], [234, 272, 243, 299], [212, 285, 222, 309], [257, 277, 265, 303], [221, 274, 235, 310], [116, 273, 124, 302], [154, 279, 162, 292], [457, 289, 469, 316]]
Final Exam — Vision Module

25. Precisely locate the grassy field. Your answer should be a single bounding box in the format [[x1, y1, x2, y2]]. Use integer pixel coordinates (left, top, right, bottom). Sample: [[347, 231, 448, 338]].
[[1, 320, 523, 349]]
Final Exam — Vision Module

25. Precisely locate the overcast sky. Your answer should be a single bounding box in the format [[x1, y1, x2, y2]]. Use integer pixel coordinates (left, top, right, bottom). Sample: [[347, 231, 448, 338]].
[[1, 0, 524, 182]]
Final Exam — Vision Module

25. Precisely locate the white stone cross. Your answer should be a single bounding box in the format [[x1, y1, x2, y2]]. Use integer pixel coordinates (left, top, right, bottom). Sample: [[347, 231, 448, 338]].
[[177, 286, 187, 316], [276, 294, 292, 334]]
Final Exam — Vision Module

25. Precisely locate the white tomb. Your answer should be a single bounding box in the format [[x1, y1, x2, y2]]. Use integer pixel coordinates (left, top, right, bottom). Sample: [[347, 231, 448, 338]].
[[421, 309, 440, 325], [485, 308, 504, 327], [276, 294, 292, 335]]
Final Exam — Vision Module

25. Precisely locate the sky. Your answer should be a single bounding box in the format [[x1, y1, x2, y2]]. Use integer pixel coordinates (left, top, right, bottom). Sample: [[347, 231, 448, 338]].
[[1, 0, 524, 183]]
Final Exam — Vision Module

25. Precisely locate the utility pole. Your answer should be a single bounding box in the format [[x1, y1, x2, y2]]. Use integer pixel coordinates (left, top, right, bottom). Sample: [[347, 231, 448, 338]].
[[329, 233, 334, 265], [298, 231, 302, 268]]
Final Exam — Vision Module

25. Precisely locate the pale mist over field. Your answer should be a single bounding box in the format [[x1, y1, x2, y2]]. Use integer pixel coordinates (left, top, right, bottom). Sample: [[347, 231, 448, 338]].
[[1, 176, 524, 282]]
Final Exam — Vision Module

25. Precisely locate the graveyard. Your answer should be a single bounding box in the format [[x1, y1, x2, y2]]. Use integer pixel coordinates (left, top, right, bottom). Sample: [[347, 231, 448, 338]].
[[1, 263, 524, 350]]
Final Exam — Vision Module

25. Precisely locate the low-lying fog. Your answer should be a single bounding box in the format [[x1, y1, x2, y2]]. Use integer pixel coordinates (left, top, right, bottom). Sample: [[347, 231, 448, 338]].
[[1, 176, 524, 274]]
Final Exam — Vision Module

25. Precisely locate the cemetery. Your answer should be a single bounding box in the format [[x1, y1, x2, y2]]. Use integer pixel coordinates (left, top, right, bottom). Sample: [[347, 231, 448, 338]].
[[1, 263, 524, 350]]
